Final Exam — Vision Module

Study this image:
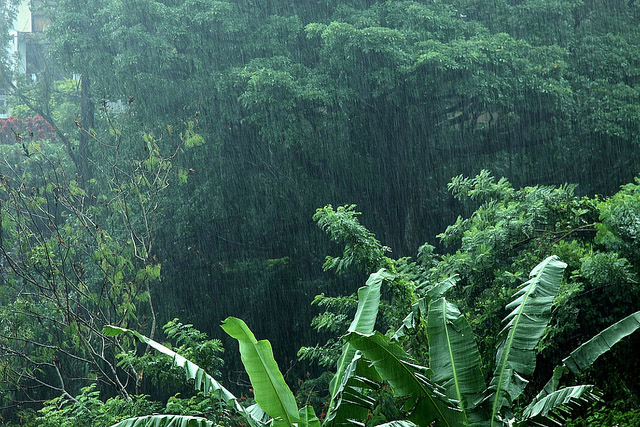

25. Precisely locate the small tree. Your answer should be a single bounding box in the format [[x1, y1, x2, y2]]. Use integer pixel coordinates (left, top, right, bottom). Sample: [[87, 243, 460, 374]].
[[0, 115, 198, 414]]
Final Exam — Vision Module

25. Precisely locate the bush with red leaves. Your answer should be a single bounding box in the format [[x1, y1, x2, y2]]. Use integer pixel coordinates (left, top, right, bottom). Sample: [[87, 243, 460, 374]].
[[0, 116, 56, 144]]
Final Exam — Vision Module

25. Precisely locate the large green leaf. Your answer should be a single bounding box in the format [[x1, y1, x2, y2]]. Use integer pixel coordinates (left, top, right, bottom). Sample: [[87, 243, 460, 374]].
[[326, 269, 393, 424], [487, 256, 567, 426], [426, 276, 459, 301], [298, 405, 321, 427], [375, 422, 419, 427], [110, 415, 214, 427], [427, 297, 485, 424], [392, 297, 426, 341], [518, 385, 602, 426], [345, 331, 462, 426], [562, 310, 640, 376], [532, 366, 567, 404], [324, 351, 382, 426], [393, 276, 458, 340], [221, 317, 299, 427], [532, 310, 640, 409], [347, 269, 393, 333], [103, 326, 263, 426]]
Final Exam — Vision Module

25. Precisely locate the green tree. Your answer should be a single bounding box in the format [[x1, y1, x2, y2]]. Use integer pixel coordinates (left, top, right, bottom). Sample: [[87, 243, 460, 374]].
[[0, 118, 189, 416]]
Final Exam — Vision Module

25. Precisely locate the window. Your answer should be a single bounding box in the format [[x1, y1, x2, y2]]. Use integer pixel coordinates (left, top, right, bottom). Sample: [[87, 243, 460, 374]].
[[0, 88, 8, 118]]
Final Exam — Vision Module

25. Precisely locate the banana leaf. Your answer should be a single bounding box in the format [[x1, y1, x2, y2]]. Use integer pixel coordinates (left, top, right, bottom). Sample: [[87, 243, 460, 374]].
[[221, 317, 300, 427], [110, 415, 214, 427], [562, 310, 640, 376], [392, 298, 426, 341], [298, 405, 321, 427], [324, 349, 379, 425], [392, 276, 457, 340], [533, 310, 640, 404], [426, 276, 459, 300], [103, 326, 263, 427], [326, 269, 393, 424], [518, 385, 602, 426], [375, 422, 419, 427], [427, 297, 485, 424], [487, 256, 567, 426], [345, 331, 462, 427]]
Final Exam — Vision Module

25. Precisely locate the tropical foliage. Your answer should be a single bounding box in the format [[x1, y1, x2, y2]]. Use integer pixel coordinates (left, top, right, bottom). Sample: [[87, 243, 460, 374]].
[[1, 0, 639, 424], [96, 254, 638, 427]]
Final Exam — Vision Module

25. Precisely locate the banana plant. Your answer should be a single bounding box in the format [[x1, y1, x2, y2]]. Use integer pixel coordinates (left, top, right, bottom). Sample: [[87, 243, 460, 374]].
[[415, 255, 639, 426], [111, 415, 215, 427], [103, 325, 267, 427], [325, 256, 639, 426], [383, 256, 570, 425], [521, 310, 640, 425], [324, 268, 393, 425], [104, 269, 394, 427], [486, 255, 568, 425], [323, 269, 462, 426], [106, 319, 322, 427], [105, 256, 640, 427], [221, 316, 320, 427], [421, 256, 604, 425]]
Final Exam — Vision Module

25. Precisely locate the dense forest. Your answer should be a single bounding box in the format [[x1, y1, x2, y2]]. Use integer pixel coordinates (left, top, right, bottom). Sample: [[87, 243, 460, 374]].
[[1, 0, 639, 425]]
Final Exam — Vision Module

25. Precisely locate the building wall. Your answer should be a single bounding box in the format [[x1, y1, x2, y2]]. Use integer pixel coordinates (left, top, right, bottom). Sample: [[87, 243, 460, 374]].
[[16, 0, 32, 33], [1, 0, 35, 118], [15, 0, 33, 76], [0, 87, 8, 118]]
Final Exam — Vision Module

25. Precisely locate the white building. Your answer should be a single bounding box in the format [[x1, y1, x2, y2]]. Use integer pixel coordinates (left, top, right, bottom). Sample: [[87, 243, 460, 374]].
[[1, 0, 46, 118], [0, 88, 8, 119]]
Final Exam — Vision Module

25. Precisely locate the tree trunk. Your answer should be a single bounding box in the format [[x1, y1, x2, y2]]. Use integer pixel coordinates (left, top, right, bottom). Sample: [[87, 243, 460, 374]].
[[78, 75, 94, 188]]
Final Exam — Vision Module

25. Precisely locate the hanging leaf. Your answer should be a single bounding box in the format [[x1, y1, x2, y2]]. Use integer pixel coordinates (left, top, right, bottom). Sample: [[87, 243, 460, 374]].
[[562, 310, 640, 376], [325, 269, 393, 424], [221, 317, 299, 427], [427, 297, 485, 424], [345, 331, 462, 426], [533, 310, 640, 405], [103, 326, 263, 427], [486, 256, 567, 426], [519, 385, 602, 426], [110, 415, 214, 427]]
